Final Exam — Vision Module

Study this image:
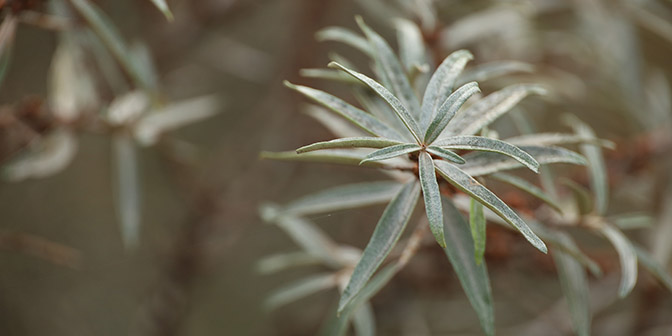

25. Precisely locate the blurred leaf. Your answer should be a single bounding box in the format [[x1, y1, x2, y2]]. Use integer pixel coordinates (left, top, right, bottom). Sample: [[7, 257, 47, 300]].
[[300, 68, 361, 85], [506, 133, 615, 149], [552, 247, 591, 336], [297, 137, 404, 153], [426, 146, 465, 164], [611, 213, 654, 230], [329, 62, 422, 143], [283, 181, 402, 216], [420, 50, 473, 128], [338, 180, 420, 312], [434, 161, 547, 253], [112, 136, 141, 250], [0, 15, 17, 87], [256, 252, 323, 275], [461, 145, 587, 177], [352, 302, 376, 336], [316, 26, 373, 56], [434, 136, 540, 173], [469, 198, 487, 265], [360, 144, 420, 164], [304, 105, 368, 138], [446, 84, 547, 136], [285, 81, 404, 141], [560, 178, 594, 216], [261, 150, 393, 168], [530, 223, 602, 277], [265, 273, 337, 311], [354, 88, 410, 138], [107, 91, 150, 125], [356, 17, 421, 117], [394, 18, 427, 73], [147, 0, 174, 21], [599, 224, 637, 298], [424, 82, 480, 144], [457, 61, 534, 85], [419, 152, 445, 247], [633, 244, 672, 293], [129, 41, 159, 91], [3, 129, 78, 181], [442, 197, 494, 336], [490, 173, 563, 213]]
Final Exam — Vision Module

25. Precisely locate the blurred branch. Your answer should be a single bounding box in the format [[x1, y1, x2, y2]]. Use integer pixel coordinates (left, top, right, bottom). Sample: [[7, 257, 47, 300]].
[[0, 230, 82, 268]]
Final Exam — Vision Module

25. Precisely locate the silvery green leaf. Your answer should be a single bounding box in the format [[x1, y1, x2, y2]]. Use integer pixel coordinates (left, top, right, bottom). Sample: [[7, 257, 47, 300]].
[[394, 18, 428, 73], [256, 252, 323, 275], [424, 82, 480, 144], [338, 180, 420, 312], [265, 273, 337, 311], [434, 161, 547, 253], [285, 81, 404, 141], [529, 223, 601, 277], [426, 146, 465, 164], [360, 144, 421, 164], [420, 50, 473, 128], [107, 91, 150, 126], [434, 136, 539, 173], [457, 61, 534, 85], [261, 150, 392, 168], [460, 145, 587, 177], [441, 197, 494, 336], [3, 129, 78, 181], [113, 135, 141, 250], [564, 115, 609, 215], [599, 224, 637, 298], [300, 68, 362, 85], [352, 302, 376, 336], [129, 41, 159, 91], [469, 198, 487, 265], [283, 181, 403, 216], [610, 213, 654, 230], [633, 244, 672, 293], [419, 152, 445, 247], [552, 247, 591, 336], [445, 84, 547, 136], [560, 178, 594, 216], [329, 62, 422, 143], [354, 89, 411, 139], [489, 173, 563, 213], [297, 137, 404, 153], [147, 0, 174, 21], [506, 133, 615, 149], [356, 17, 421, 116], [316, 26, 373, 56], [304, 105, 368, 138]]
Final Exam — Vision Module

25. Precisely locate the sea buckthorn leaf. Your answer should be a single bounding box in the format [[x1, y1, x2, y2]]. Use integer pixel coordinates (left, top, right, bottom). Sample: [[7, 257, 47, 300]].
[[469, 198, 487, 265], [489, 173, 563, 213], [552, 247, 591, 336], [610, 213, 654, 230], [352, 303, 376, 336], [633, 244, 672, 293], [316, 26, 373, 57], [304, 105, 368, 138], [300, 68, 362, 85], [434, 161, 548, 253], [338, 180, 420, 312], [261, 150, 393, 168], [445, 84, 547, 136], [113, 136, 141, 250], [561, 178, 594, 215], [506, 133, 615, 149], [329, 62, 423, 143], [418, 152, 445, 247], [426, 146, 465, 164], [424, 82, 480, 144], [297, 137, 404, 153], [283, 181, 403, 216], [0, 15, 17, 87], [256, 252, 323, 275], [3, 129, 77, 181], [394, 18, 428, 73], [354, 89, 411, 139], [599, 224, 637, 298], [360, 144, 421, 164], [441, 197, 494, 336], [285, 81, 404, 141], [460, 145, 587, 177], [356, 17, 421, 117], [433, 136, 540, 173], [265, 273, 337, 311], [530, 223, 602, 276], [147, 0, 174, 21], [457, 60, 534, 85], [420, 50, 473, 128]]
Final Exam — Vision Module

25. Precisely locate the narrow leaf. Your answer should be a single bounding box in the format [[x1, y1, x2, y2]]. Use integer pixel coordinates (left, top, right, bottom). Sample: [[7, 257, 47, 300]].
[[506, 133, 615, 149], [426, 146, 465, 164], [419, 152, 445, 247], [457, 61, 534, 85], [354, 88, 411, 139], [147, 0, 174, 21], [599, 224, 638, 298], [265, 273, 337, 310], [256, 252, 323, 275], [316, 27, 373, 56], [3, 129, 77, 181], [394, 18, 428, 73], [113, 136, 141, 250], [434, 136, 539, 173], [442, 197, 494, 336], [420, 50, 474, 128], [352, 303, 376, 336], [261, 150, 392, 168], [470, 198, 487, 264], [297, 137, 403, 153], [552, 248, 591, 336], [424, 82, 480, 144], [304, 105, 367, 138], [0, 15, 17, 87], [633, 244, 672, 293], [611, 213, 654, 230], [460, 145, 587, 177], [360, 144, 420, 164], [490, 173, 563, 213], [300, 68, 362, 85], [329, 62, 422, 143], [530, 222, 602, 276], [561, 179, 594, 215], [435, 161, 547, 253], [338, 180, 421, 312]]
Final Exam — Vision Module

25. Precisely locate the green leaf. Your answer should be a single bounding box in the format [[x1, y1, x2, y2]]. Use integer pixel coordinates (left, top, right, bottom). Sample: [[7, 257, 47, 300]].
[[297, 137, 404, 153], [434, 161, 547, 253], [611, 213, 654, 230], [260, 150, 390, 168], [300, 68, 362, 85], [426, 146, 465, 164], [147, 0, 174, 21], [352, 303, 376, 336], [529, 223, 602, 276], [256, 252, 323, 275], [283, 181, 403, 216], [0, 15, 17, 88], [360, 144, 421, 164], [489, 173, 563, 213], [552, 248, 591, 336], [394, 18, 428, 73], [265, 273, 336, 310], [420, 50, 474, 128], [457, 60, 534, 85], [329, 62, 423, 143], [419, 152, 445, 247], [460, 145, 587, 177], [599, 224, 637, 298], [506, 133, 615, 149], [424, 82, 480, 144], [560, 178, 594, 215], [356, 17, 421, 118], [470, 198, 487, 265], [338, 180, 421, 312], [304, 105, 368, 138], [285, 81, 404, 140], [442, 197, 494, 336], [434, 136, 540, 173], [354, 89, 411, 139], [633, 244, 672, 293], [112, 136, 141, 250], [446, 84, 547, 136], [316, 26, 373, 56]]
